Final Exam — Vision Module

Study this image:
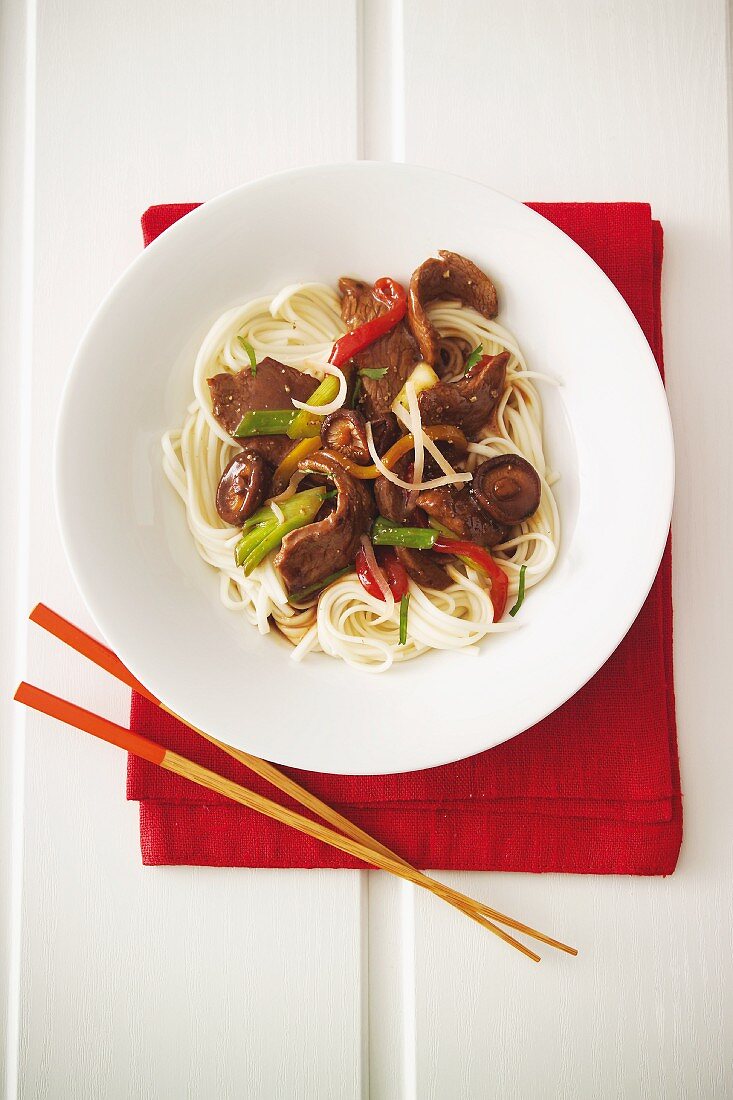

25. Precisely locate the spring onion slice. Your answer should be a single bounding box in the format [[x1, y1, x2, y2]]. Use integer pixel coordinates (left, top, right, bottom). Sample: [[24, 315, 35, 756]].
[[509, 564, 527, 617], [399, 593, 410, 645], [237, 336, 257, 376], [371, 517, 437, 550], [234, 409, 296, 437], [288, 375, 341, 438], [290, 368, 346, 420]]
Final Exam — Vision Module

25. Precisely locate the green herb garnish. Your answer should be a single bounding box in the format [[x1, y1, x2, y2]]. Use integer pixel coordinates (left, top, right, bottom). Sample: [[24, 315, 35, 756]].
[[399, 593, 410, 645], [509, 564, 527, 617], [464, 343, 483, 374], [237, 336, 257, 377], [351, 376, 363, 408]]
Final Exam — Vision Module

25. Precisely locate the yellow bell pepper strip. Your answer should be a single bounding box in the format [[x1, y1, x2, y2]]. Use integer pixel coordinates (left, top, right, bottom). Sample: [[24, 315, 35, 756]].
[[270, 437, 322, 495]]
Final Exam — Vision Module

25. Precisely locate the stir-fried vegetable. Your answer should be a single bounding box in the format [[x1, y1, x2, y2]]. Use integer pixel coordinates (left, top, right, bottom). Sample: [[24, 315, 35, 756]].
[[233, 409, 296, 437], [392, 361, 440, 412], [399, 594, 410, 645], [287, 375, 340, 439], [509, 564, 527, 618], [234, 487, 327, 575], [370, 516, 509, 621], [371, 517, 437, 549], [237, 336, 258, 377], [271, 436, 322, 494], [287, 567, 350, 604], [329, 278, 407, 368], [431, 537, 508, 622], [355, 545, 409, 602]]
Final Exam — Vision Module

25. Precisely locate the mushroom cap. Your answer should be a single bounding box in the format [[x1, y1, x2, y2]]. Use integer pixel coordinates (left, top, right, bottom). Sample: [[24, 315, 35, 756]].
[[216, 450, 272, 527], [320, 408, 371, 464], [471, 455, 541, 526]]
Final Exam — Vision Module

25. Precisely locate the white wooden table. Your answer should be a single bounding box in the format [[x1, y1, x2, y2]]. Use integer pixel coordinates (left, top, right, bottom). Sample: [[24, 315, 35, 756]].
[[2, 1, 732, 1096]]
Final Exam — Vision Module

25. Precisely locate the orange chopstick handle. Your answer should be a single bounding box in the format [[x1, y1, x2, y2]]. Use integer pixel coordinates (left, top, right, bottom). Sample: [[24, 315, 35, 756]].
[[29, 604, 159, 704], [14, 681, 166, 765]]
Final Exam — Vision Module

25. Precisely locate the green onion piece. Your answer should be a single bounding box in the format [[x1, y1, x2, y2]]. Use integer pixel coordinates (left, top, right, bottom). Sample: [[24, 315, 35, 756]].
[[234, 522, 276, 566], [359, 367, 388, 380], [464, 343, 483, 374], [399, 593, 410, 645], [237, 336, 257, 377], [351, 376, 362, 408], [509, 564, 527, 617], [287, 375, 341, 439], [234, 488, 327, 573], [234, 409, 296, 438], [287, 567, 350, 604], [371, 516, 437, 550]]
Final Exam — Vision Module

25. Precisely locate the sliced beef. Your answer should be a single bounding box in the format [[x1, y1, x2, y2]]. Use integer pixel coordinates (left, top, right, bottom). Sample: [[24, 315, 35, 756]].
[[338, 277, 420, 418], [408, 251, 499, 365], [274, 451, 374, 594], [394, 547, 451, 591], [207, 357, 318, 435], [418, 351, 508, 440], [373, 457, 417, 524], [231, 435, 295, 467], [415, 486, 508, 548]]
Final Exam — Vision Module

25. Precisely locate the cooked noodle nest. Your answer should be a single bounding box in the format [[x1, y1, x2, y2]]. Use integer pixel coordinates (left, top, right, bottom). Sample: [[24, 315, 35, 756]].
[[162, 282, 560, 671]]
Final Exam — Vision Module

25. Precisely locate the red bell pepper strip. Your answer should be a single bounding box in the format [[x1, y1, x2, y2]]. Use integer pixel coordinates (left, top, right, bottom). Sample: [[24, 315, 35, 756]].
[[432, 536, 509, 622], [355, 546, 409, 602], [329, 278, 407, 369]]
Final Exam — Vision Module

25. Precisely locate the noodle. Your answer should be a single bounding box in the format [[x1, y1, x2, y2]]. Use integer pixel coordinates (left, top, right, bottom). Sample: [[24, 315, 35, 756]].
[[162, 284, 560, 670]]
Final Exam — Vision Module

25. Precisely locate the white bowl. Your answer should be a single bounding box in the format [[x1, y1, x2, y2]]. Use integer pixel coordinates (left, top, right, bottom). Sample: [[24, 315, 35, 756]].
[[55, 163, 673, 774]]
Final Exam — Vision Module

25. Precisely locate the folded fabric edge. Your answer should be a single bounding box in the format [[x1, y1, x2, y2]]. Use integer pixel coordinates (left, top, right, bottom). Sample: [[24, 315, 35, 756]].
[[138, 802, 682, 876]]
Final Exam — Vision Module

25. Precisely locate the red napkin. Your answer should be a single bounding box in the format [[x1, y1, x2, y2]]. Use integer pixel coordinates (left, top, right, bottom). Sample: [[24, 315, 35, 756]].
[[128, 201, 681, 875]]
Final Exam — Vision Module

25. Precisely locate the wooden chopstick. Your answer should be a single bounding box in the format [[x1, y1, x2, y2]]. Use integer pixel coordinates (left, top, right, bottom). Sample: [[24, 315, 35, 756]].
[[27, 604, 578, 959], [15, 680, 543, 961]]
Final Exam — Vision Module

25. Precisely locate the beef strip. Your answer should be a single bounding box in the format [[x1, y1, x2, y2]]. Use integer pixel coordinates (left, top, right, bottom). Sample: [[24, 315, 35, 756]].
[[418, 351, 508, 440], [338, 277, 420, 418], [394, 547, 451, 590], [415, 486, 508, 548], [274, 451, 374, 594], [208, 356, 319, 468], [408, 251, 499, 365], [373, 456, 417, 524]]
